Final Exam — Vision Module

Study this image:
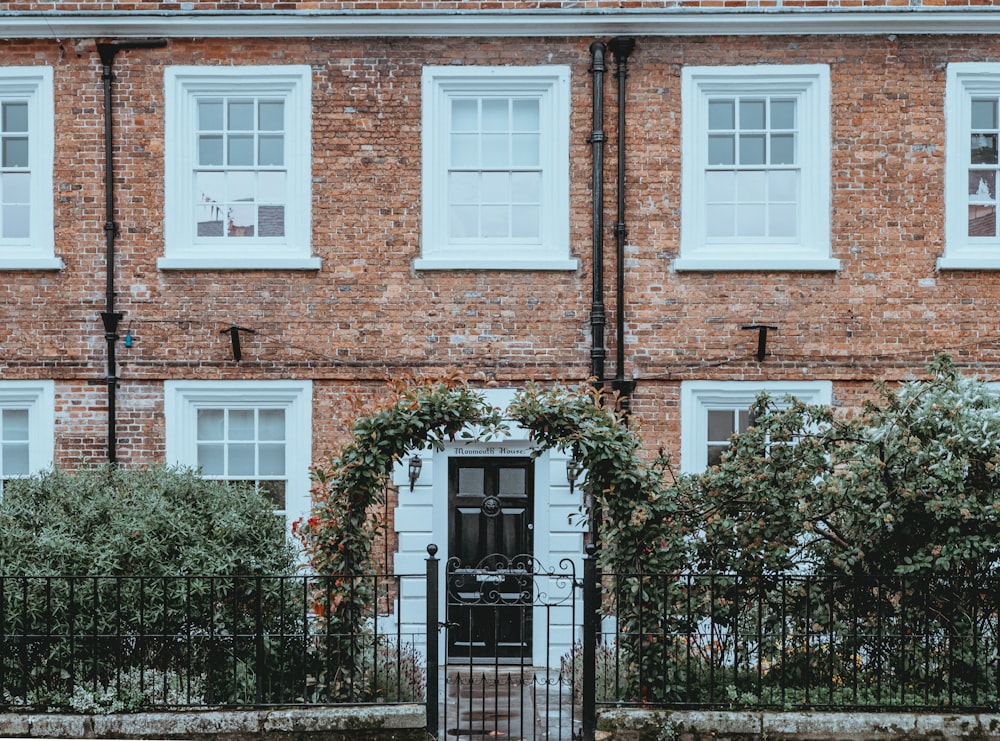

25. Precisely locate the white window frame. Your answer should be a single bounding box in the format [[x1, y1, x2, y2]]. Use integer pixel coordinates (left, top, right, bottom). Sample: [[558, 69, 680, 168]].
[[163, 380, 313, 534], [677, 65, 837, 272], [0, 67, 58, 270], [418, 65, 576, 271], [161, 66, 318, 270], [680, 380, 832, 472], [941, 63, 1000, 270], [0, 381, 55, 489]]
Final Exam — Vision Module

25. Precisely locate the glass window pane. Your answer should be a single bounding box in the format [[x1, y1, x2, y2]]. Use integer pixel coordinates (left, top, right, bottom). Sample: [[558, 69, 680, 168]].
[[708, 135, 735, 166], [970, 171, 996, 200], [3, 443, 29, 476], [481, 134, 509, 168], [2, 103, 28, 133], [449, 205, 477, 238], [259, 409, 285, 440], [449, 171, 479, 201], [197, 443, 225, 474], [259, 480, 286, 509], [769, 171, 798, 202], [198, 100, 224, 130], [227, 135, 254, 166], [972, 99, 998, 130], [971, 134, 998, 165], [258, 135, 284, 166], [737, 204, 766, 237], [228, 409, 255, 440], [481, 172, 508, 202], [481, 205, 508, 238], [511, 205, 539, 238], [2, 206, 29, 239], [737, 171, 766, 200], [482, 99, 509, 132], [1, 173, 29, 203], [450, 134, 478, 168], [227, 172, 254, 204], [771, 99, 795, 129], [258, 205, 284, 237], [707, 445, 726, 467], [458, 468, 485, 494], [969, 204, 996, 237], [705, 204, 734, 237], [707, 409, 735, 441], [770, 134, 795, 165], [512, 99, 539, 131], [451, 99, 478, 131], [739, 135, 766, 165], [228, 100, 254, 130], [769, 204, 797, 237], [511, 134, 539, 167], [2, 138, 28, 168], [511, 172, 540, 202], [228, 444, 255, 475], [228, 204, 255, 236], [258, 101, 284, 131], [259, 444, 285, 475], [197, 409, 225, 441], [705, 171, 735, 200], [2, 409, 28, 440], [708, 100, 734, 130], [740, 100, 766, 129], [738, 409, 751, 432], [258, 172, 286, 202], [498, 468, 525, 495], [198, 135, 224, 166]]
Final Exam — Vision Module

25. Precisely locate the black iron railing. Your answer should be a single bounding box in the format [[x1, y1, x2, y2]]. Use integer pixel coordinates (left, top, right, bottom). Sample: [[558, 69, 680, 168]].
[[0, 571, 427, 712], [596, 570, 1000, 712]]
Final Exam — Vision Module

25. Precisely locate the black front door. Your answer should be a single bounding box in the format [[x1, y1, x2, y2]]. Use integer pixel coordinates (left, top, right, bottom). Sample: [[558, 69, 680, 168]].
[[447, 457, 534, 660]]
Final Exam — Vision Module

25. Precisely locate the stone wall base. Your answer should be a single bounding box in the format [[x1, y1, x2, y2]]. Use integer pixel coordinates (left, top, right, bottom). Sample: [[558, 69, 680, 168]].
[[598, 709, 1000, 741], [0, 705, 430, 740]]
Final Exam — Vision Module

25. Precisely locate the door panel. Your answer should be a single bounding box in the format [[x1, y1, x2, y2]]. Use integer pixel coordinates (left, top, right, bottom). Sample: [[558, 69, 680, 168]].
[[447, 457, 533, 660]]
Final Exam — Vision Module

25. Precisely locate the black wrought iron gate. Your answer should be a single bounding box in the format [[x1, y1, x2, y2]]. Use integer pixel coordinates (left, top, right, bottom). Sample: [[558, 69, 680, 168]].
[[425, 545, 598, 741]]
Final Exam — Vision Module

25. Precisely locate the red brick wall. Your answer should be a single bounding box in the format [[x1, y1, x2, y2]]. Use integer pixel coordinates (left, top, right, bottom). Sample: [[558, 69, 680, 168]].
[[0, 32, 995, 470]]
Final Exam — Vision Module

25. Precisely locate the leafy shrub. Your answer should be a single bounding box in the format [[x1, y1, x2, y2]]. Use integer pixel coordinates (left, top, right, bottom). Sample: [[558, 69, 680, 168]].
[[0, 465, 299, 710]]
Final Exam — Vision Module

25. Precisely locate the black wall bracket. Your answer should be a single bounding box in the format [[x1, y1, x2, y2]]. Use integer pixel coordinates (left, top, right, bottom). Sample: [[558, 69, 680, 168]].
[[741, 324, 778, 362]]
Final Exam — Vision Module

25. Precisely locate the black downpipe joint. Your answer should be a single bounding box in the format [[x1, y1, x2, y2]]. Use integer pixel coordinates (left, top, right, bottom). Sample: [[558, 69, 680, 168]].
[[97, 39, 167, 464], [608, 37, 636, 415], [588, 41, 608, 390]]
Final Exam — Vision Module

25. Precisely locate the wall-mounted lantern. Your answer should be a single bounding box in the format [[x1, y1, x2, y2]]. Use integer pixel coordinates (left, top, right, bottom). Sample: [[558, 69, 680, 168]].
[[408, 455, 423, 492], [566, 457, 582, 496]]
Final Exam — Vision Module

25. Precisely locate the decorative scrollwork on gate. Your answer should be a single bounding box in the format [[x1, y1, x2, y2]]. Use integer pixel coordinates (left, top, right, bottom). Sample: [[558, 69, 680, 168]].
[[445, 553, 579, 608]]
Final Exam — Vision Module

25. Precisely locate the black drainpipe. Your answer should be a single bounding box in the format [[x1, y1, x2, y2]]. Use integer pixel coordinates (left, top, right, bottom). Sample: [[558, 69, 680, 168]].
[[608, 38, 636, 413], [588, 41, 608, 388], [97, 38, 167, 464]]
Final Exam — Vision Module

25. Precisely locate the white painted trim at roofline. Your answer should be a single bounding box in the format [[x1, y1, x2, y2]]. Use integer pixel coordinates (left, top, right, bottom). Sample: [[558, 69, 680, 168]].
[[6, 10, 1000, 39]]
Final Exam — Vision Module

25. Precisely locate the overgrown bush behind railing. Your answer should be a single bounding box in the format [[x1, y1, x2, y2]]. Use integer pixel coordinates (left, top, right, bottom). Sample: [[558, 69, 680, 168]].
[[0, 573, 425, 712], [601, 572, 1000, 711]]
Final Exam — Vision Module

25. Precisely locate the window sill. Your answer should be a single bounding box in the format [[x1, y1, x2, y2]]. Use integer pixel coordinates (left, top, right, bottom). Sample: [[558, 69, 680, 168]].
[[414, 257, 579, 271], [0, 257, 64, 271], [673, 257, 840, 272], [158, 257, 322, 271], [937, 256, 1000, 270]]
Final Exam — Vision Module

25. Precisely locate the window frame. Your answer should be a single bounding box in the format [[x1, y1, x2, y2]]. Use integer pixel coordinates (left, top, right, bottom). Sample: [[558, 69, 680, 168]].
[[163, 380, 313, 532], [677, 64, 837, 272], [679, 380, 832, 473], [0, 380, 55, 492], [161, 65, 318, 271], [942, 63, 1000, 270], [0, 67, 58, 270], [418, 65, 576, 271]]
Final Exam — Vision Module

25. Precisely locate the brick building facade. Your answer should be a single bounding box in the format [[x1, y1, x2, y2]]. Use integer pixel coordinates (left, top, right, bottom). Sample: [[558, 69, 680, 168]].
[[3, 1, 1000, 659]]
